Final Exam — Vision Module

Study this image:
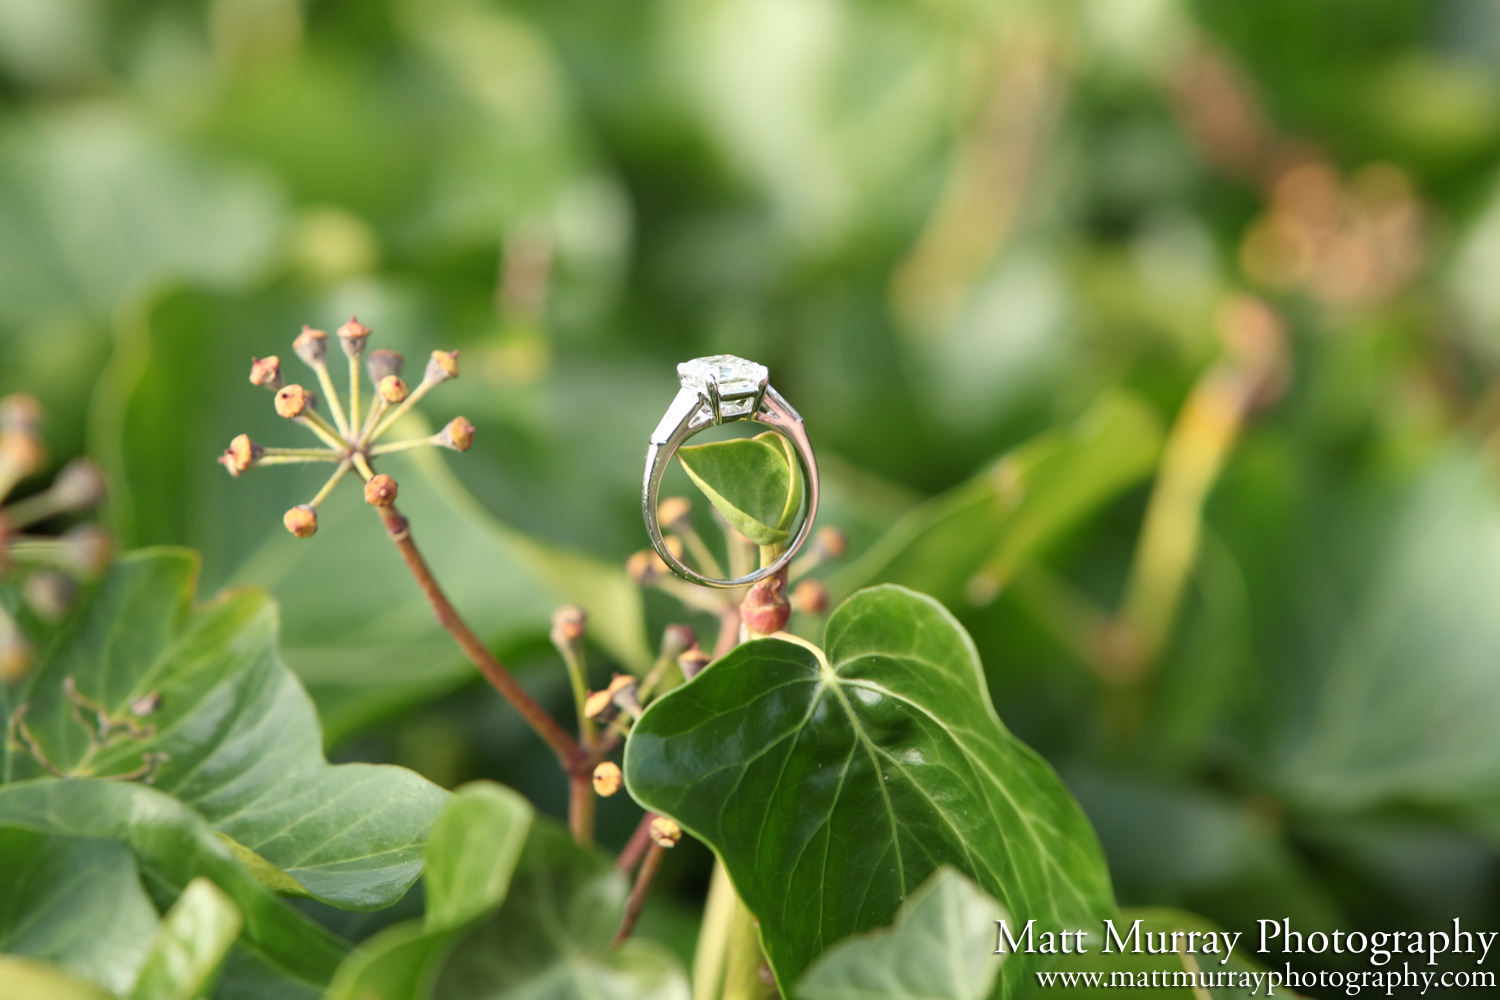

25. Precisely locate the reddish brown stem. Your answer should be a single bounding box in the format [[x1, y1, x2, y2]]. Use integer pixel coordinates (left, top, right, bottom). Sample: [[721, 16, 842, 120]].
[[713, 608, 741, 658], [376, 505, 581, 766], [617, 810, 657, 874], [612, 841, 666, 948], [569, 770, 596, 847]]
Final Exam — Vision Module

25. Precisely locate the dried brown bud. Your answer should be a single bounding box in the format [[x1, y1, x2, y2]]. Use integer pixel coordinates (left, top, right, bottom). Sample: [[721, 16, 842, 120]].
[[275, 384, 310, 419], [337, 317, 371, 358], [659, 624, 697, 662], [626, 544, 675, 584], [592, 761, 622, 797], [0, 394, 43, 433], [378, 375, 409, 404], [64, 524, 112, 578], [436, 416, 475, 452], [658, 496, 692, 527], [550, 605, 586, 646], [249, 356, 284, 391], [48, 459, 107, 510], [283, 504, 318, 538], [363, 474, 398, 507], [23, 570, 77, 623], [293, 326, 328, 367], [129, 691, 163, 717], [424, 350, 460, 385], [791, 579, 830, 615], [584, 687, 615, 720], [0, 628, 31, 684], [219, 436, 263, 478], [741, 573, 790, 635], [816, 527, 847, 559], [677, 646, 711, 680], [366, 349, 405, 383], [649, 816, 682, 848]]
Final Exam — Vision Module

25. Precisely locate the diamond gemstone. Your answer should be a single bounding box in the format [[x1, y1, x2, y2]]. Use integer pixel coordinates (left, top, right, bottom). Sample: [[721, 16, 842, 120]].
[[677, 355, 768, 398]]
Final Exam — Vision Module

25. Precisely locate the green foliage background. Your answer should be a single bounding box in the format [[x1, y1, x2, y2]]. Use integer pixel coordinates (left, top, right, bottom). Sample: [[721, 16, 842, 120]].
[[6, 0, 1500, 996]]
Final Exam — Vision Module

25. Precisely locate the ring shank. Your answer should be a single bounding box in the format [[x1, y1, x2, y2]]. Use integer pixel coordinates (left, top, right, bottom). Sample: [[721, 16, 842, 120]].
[[643, 385, 819, 589]]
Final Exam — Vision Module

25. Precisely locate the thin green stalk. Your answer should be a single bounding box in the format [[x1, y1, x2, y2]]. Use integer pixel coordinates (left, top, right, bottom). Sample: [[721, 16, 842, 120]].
[[348, 355, 362, 436], [311, 361, 350, 438]]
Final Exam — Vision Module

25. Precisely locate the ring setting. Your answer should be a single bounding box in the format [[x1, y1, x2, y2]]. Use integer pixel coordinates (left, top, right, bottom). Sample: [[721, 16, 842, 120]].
[[643, 355, 819, 588]]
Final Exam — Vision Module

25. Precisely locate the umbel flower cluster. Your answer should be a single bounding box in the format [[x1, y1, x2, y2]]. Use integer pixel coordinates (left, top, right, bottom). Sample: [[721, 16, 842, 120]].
[[220, 319, 473, 535], [0, 395, 110, 680]]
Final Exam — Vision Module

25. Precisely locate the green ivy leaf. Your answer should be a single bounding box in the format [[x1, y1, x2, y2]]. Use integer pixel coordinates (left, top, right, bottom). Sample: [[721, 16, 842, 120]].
[[130, 878, 242, 1000], [0, 828, 158, 994], [828, 392, 1162, 607], [798, 867, 1010, 1000], [676, 431, 803, 546], [0, 780, 346, 987], [3, 548, 447, 911], [432, 818, 690, 999], [322, 781, 534, 1000], [624, 584, 1115, 999]]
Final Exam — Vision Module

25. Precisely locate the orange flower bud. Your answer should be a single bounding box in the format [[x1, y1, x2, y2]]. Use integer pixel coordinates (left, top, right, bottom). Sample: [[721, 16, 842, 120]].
[[791, 579, 830, 615], [436, 416, 475, 452], [592, 761, 622, 797], [363, 474, 398, 507], [283, 505, 318, 538], [425, 350, 460, 384], [378, 375, 409, 404], [649, 816, 682, 848], [249, 356, 284, 391], [337, 317, 371, 358], [275, 385, 310, 419], [741, 573, 790, 635]]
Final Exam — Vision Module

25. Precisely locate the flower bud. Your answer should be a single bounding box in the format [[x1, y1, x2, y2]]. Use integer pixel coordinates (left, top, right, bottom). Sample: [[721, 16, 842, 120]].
[[436, 416, 475, 452], [275, 384, 310, 419], [658, 496, 692, 527], [363, 474, 398, 507], [283, 504, 318, 538], [293, 326, 328, 367], [649, 816, 682, 848], [627, 542, 679, 584], [378, 375, 409, 404], [816, 527, 847, 559], [677, 646, 711, 680], [791, 579, 830, 615], [592, 761, 622, 797], [64, 524, 112, 578], [741, 573, 790, 635], [550, 604, 586, 646], [337, 317, 371, 358], [584, 688, 615, 720], [249, 356, 284, 391], [219, 436, 263, 478], [424, 350, 460, 385], [23, 570, 76, 623], [48, 459, 107, 510], [659, 624, 696, 662], [0, 627, 31, 683], [0, 394, 43, 434], [366, 349, 405, 383], [0, 428, 45, 478]]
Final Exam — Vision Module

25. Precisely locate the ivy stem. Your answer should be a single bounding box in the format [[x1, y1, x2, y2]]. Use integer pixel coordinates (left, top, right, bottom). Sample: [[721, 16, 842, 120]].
[[611, 841, 666, 948], [569, 771, 596, 847], [617, 811, 657, 874], [372, 504, 582, 767]]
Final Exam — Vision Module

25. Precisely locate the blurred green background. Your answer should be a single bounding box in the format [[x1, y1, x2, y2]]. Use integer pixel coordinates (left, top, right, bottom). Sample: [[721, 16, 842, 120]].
[[6, 0, 1500, 992]]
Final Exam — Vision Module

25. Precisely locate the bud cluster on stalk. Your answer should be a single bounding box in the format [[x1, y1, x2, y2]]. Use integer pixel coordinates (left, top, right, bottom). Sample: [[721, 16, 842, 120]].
[[219, 318, 475, 538]]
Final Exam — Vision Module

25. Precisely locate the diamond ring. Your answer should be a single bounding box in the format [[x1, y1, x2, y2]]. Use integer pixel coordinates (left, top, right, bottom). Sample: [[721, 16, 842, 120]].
[[643, 355, 820, 588]]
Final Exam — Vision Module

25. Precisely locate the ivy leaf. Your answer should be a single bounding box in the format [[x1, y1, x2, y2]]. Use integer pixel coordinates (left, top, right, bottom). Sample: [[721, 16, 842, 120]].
[[798, 867, 1009, 1000], [0, 828, 158, 994], [3, 548, 448, 911], [828, 392, 1161, 607], [676, 431, 803, 546], [130, 878, 242, 1000], [0, 779, 346, 987], [322, 781, 534, 1000], [624, 584, 1115, 999], [433, 817, 690, 999]]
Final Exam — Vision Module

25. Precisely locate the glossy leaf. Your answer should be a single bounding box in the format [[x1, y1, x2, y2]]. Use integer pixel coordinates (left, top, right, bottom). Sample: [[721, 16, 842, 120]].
[[828, 392, 1162, 607], [624, 584, 1115, 998], [98, 288, 652, 740], [798, 866, 1009, 1000], [322, 781, 534, 1000], [0, 779, 346, 987], [4, 548, 447, 910], [433, 818, 690, 999], [0, 828, 158, 994], [131, 878, 243, 1000], [677, 430, 803, 546]]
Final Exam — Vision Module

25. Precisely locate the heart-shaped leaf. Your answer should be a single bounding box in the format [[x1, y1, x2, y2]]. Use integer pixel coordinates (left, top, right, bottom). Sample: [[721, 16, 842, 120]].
[[432, 817, 690, 999], [624, 584, 1114, 999], [322, 781, 534, 1000], [676, 431, 803, 546], [130, 878, 242, 1000], [0, 828, 159, 994], [3, 548, 448, 911], [828, 392, 1161, 607], [798, 866, 1010, 1000]]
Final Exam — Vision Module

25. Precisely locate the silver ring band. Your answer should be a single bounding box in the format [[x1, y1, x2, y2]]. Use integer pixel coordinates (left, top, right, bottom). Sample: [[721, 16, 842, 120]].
[[642, 361, 819, 589]]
